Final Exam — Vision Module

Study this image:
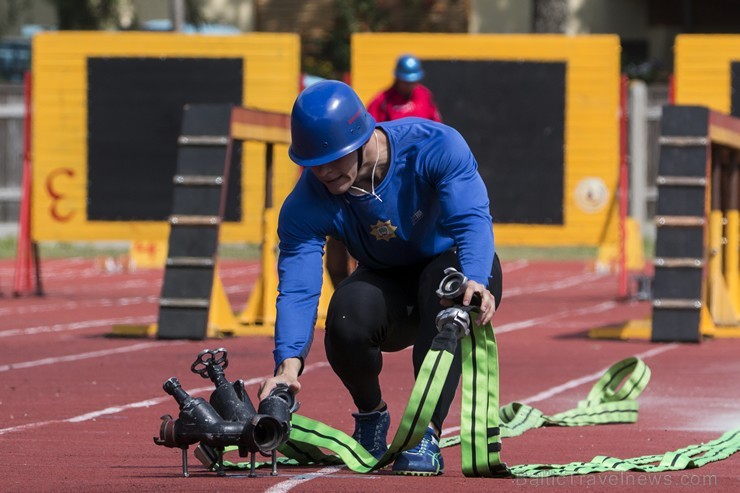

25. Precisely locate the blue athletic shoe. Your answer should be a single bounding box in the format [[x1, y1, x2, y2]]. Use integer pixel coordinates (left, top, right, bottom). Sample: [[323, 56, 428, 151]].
[[351, 408, 390, 460], [392, 426, 444, 476]]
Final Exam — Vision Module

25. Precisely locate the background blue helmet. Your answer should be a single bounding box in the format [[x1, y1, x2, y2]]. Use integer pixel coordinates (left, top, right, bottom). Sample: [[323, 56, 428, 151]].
[[394, 54, 425, 82], [288, 80, 376, 167]]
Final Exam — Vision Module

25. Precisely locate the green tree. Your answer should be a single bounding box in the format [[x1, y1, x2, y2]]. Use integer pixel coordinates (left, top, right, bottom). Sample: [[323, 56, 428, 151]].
[[45, 0, 205, 31], [304, 0, 388, 79], [303, 0, 459, 80], [46, 0, 121, 30], [0, 0, 31, 37], [532, 0, 568, 33], [183, 0, 206, 27]]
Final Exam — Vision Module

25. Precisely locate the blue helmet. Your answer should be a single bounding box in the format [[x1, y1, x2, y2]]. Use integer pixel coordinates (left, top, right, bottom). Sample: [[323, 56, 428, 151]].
[[394, 55, 425, 82], [288, 80, 376, 167]]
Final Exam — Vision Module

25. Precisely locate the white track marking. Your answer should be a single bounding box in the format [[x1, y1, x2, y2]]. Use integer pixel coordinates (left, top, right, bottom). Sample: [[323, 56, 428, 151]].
[[0, 264, 590, 322], [0, 261, 625, 492], [1, 262, 588, 320], [4, 264, 258, 283], [495, 301, 616, 334], [0, 361, 329, 436], [0, 341, 176, 372], [0, 296, 159, 317], [0, 283, 250, 318], [441, 343, 680, 437], [502, 259, 529, 272], [0, 264, 258, 316], [0, 385, 221, 435], [401, 301, 619, 353], [264, 466, 347, 493], [0, 315, 156, 338], [0, 284, 250, 317], [266, 299, 622, 492], [87, 265, 258, 282], [520, 343, 678, 404], [505, 272, 605, 297]]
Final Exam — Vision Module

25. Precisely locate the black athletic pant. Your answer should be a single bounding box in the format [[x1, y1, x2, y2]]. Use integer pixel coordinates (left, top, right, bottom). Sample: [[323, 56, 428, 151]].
[[324, 249, 502, 431]]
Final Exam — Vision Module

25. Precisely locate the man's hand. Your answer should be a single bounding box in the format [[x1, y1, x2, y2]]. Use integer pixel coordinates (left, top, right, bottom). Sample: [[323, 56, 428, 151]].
[[440, 279, 497, 326], [464, 279, 496, 325], [259, 357, 302, 400]]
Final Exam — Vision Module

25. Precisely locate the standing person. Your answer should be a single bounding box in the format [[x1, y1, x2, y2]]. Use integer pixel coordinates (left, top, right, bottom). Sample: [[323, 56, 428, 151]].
[[258, 80, 501, 476], [326, 54, 444, 286], [366, 54, 442, 123]]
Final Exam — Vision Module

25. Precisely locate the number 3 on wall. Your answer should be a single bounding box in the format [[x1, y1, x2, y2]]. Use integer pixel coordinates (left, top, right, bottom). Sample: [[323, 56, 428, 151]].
[[45, 168, 76, 222]]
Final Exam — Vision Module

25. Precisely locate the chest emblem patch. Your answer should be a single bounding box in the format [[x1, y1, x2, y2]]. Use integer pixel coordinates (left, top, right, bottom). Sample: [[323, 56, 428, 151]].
[[369, 220, 397, 242]]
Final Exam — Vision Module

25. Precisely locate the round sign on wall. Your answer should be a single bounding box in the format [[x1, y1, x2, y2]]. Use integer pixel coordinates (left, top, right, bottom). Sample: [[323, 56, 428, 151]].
[[574, 177, 609, 213]]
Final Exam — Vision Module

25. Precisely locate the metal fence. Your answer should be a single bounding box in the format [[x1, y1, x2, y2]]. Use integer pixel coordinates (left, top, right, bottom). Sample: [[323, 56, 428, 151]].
[[0, 83, 24, 232], [629, 81, 670, 244]]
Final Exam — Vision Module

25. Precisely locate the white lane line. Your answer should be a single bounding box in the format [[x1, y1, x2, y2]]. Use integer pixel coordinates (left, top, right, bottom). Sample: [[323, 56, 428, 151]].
[[505, 272, 606, 297], [269, 338, 676, 492], [0, 282, 251, 318], [0, 263, 582, 320], [0, 341, 177, 372], [0, 263, 616, 492], [0, 283, 249, 318], [0, 268, 596, 329], [37, 264, 257, 283], [264, 466, 346, 493], [0, 264, 258, 316], [0, 361, 330, 436], [520, 343, 678, 404], [402, 301, 618, 354], [0, 296, 159, 317], [502, 260, 529, 272], [441, 343, 680, 437], [5, 270, 599, 337], [495, 301, 617, 334], [268, 299, 622, 492], [0, 315, 156, 338]]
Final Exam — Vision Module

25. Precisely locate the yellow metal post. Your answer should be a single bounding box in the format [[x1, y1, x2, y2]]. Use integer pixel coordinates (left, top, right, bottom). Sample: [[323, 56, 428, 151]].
[[708, 210, 739, 323], [709, 210, 723, 286], [725, 209, 740, 312], [261, 208, 278, 326], [237, 207, 334, 334], [237, 207, 279, 336], [206, 268, 241, 337]]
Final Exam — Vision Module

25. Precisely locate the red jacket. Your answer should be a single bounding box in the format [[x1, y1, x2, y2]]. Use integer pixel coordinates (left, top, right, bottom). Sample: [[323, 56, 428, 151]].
[[367, 84, 442, 123]]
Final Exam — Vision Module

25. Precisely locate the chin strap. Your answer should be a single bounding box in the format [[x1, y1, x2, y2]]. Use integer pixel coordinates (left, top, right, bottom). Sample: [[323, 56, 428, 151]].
[[206, 322, 740, 477]]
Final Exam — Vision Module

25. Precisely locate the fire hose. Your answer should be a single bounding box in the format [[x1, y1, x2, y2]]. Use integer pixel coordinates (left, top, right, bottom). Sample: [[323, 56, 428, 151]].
[[154, 268, 740, 478]]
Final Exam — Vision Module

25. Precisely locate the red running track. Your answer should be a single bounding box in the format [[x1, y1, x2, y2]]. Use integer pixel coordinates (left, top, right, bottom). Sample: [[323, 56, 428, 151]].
[[0, 257, 738, 493]]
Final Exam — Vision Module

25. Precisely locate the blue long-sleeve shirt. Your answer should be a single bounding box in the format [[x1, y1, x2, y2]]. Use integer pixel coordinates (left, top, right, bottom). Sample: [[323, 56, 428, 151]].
[[273, 118, 494, 370]]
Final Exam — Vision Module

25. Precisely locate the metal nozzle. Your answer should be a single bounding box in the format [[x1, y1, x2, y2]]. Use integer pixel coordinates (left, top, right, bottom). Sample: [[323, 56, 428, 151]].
[[436, 267, 468, 300], [435, 307, 471, 339]]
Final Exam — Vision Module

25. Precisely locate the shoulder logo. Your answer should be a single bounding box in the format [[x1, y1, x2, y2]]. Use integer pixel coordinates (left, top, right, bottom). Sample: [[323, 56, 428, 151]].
[[411, 209, 424, 225], [369, 220, 397, 241]]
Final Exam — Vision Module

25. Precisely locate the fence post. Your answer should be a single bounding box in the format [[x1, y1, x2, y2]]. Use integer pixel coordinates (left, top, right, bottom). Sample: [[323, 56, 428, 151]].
[[630, 80, 649, 241]]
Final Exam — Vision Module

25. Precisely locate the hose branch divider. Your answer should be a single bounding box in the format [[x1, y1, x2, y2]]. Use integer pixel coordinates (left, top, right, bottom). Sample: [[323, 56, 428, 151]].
[[154, 348, 298, 477]]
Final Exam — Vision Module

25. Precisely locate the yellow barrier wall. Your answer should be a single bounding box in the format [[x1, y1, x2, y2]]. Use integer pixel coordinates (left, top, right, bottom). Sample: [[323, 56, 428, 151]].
[[32, 32, 299, 242], [352, 34, 621, 246], [675, 35, 740, 113]]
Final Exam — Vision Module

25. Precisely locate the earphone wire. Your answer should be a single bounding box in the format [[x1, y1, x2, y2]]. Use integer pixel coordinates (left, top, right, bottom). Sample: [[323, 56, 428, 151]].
[[350, 130, 383, 203]]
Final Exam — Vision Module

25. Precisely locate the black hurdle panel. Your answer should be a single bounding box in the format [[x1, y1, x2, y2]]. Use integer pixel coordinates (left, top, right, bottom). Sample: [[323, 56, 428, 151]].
[[157, 103, 234, 340], [651, 105, 709, 342]]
